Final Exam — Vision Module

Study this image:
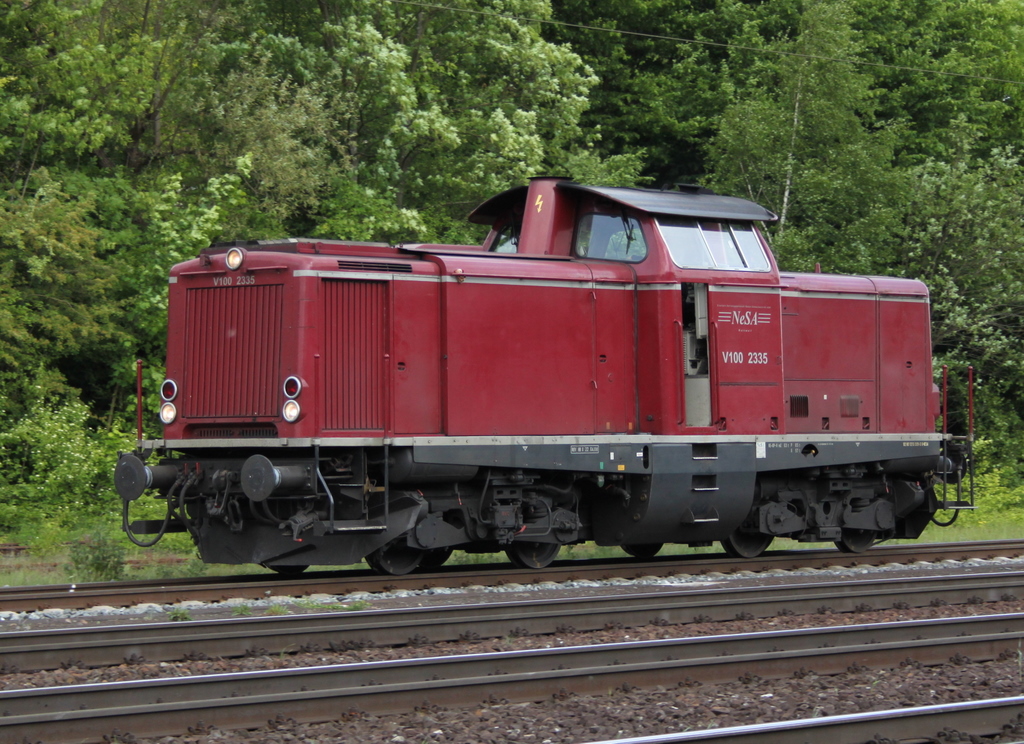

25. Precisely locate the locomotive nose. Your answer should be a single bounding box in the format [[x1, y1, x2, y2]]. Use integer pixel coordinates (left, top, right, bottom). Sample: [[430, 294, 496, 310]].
[[240, 454, 309, 502]]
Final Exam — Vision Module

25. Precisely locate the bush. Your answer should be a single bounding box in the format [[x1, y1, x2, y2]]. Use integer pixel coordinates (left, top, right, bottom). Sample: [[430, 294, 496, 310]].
[[67, 530, 126, 582], [953, 438, 1024, 527], [0, 381, 134, 542]]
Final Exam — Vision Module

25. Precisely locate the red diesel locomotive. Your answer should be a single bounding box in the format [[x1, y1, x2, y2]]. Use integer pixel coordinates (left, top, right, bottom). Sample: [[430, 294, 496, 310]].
[[115, 178, 972, 574]]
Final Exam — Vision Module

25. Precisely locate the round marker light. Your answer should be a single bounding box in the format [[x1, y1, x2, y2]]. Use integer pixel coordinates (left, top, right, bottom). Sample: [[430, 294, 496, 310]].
[[160, 379, 178, 401], [225, 247, 246, 271], [282, 399, 301, 423], [159, 402, 177, 424], [283, 376, 302, 398]]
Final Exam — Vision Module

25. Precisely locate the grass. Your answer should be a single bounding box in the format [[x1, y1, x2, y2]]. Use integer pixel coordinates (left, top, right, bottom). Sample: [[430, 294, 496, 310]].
[[0, 518, 1015, 588], [0, 548, 272, 588]]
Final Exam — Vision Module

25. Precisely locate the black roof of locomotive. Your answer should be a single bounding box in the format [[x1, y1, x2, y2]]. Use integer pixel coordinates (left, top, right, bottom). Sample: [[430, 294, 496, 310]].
[[560, 183, 778, 222], [468, 181, 778, 224]]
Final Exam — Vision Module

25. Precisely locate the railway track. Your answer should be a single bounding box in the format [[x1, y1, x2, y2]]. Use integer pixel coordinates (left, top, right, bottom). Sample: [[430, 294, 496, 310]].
[[4, 569, 1024, 673], [583, 697, 1024, 744], [2, 612, 1023, 743], [2, 539, 1022, 612]]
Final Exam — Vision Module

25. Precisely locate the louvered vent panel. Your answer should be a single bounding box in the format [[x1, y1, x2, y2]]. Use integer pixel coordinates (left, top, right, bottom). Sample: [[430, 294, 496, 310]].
[[324, 280, 386, 430], [184, 285, 283, 418], [337, 260, 413, 273]]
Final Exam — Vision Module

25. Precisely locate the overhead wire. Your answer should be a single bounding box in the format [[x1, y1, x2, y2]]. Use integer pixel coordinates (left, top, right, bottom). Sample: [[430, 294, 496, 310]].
[[387, 0, 1024, 89]]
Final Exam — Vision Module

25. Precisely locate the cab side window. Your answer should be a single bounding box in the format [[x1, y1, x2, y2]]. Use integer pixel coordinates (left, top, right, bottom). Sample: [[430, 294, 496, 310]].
[[573, 212, 648, 262], [490, 220, 519, 253]]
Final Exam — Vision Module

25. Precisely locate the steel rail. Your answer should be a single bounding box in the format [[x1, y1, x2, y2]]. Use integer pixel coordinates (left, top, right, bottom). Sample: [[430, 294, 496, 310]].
[[2, 613, 1023, 743], [4, 569, 1024, 672], [2, 539, 1022, 613], [582, 696, 1024, 744]]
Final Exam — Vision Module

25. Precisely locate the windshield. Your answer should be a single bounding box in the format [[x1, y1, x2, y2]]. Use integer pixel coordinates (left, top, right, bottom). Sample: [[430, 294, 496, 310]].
[[658, 219, 770, 272]]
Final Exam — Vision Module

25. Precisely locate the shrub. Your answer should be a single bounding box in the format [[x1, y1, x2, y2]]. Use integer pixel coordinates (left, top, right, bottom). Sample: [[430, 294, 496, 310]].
[[0, 385, 134, 541], [67, 530, 126, 582]]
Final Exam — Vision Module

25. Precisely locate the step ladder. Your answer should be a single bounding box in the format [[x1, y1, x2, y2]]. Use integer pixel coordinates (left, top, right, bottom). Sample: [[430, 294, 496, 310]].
[[937, 365, 974, 512]]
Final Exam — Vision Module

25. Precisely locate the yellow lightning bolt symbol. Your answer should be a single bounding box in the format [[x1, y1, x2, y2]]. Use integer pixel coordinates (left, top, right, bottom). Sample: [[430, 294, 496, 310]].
[[535, 194, 544, 213]]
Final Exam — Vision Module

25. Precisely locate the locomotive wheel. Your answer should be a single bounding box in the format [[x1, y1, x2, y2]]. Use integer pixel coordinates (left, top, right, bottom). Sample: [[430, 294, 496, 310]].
[[265, 564, 308, 575], [505, 541, 560, 569], [419, 546, 454, 570], [365, 539, 424, 575], [721, 530, 773, 558], [622, 543, 664, 559], [834, 528, 876, 554]]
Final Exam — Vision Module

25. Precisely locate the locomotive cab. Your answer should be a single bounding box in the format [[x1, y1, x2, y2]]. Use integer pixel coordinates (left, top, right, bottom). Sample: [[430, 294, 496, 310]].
[[116, 178, 969, 574]]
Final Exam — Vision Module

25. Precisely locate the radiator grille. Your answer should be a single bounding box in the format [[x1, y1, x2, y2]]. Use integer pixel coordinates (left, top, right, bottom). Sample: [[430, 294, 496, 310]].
[[184, 284, 283, 418], [324, 280, 386, 430], [191, 425, 279, 439]]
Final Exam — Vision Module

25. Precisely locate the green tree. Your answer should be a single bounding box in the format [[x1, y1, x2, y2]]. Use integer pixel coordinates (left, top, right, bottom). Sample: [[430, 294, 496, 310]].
[[847, 0, 1024, 164], [0, 173, 122, 412], [706, 0, 903, 274], [894, 134, 1024, 443], [0, 0, 228, 185], [547, 0, 773, 186], [301, 0, 600, 240]]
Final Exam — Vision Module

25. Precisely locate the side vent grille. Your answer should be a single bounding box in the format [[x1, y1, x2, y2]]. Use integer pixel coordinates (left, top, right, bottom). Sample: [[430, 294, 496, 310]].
[[790, 395, 809, 418], [336, 260, 413, 273]]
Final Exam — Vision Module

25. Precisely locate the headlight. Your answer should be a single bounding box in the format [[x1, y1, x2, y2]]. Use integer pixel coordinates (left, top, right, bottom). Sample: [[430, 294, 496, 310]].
[[226, 247, 246, 270], [160, 379, 178, 401], [283, 376, 302, 398], [282, 399, 301, 422], [159, 402, 177, 424]]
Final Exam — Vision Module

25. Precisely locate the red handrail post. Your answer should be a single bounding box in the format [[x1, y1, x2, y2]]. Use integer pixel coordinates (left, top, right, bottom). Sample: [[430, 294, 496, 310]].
[[968, 365, 974, 440], [941, 365, 948, 436]]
